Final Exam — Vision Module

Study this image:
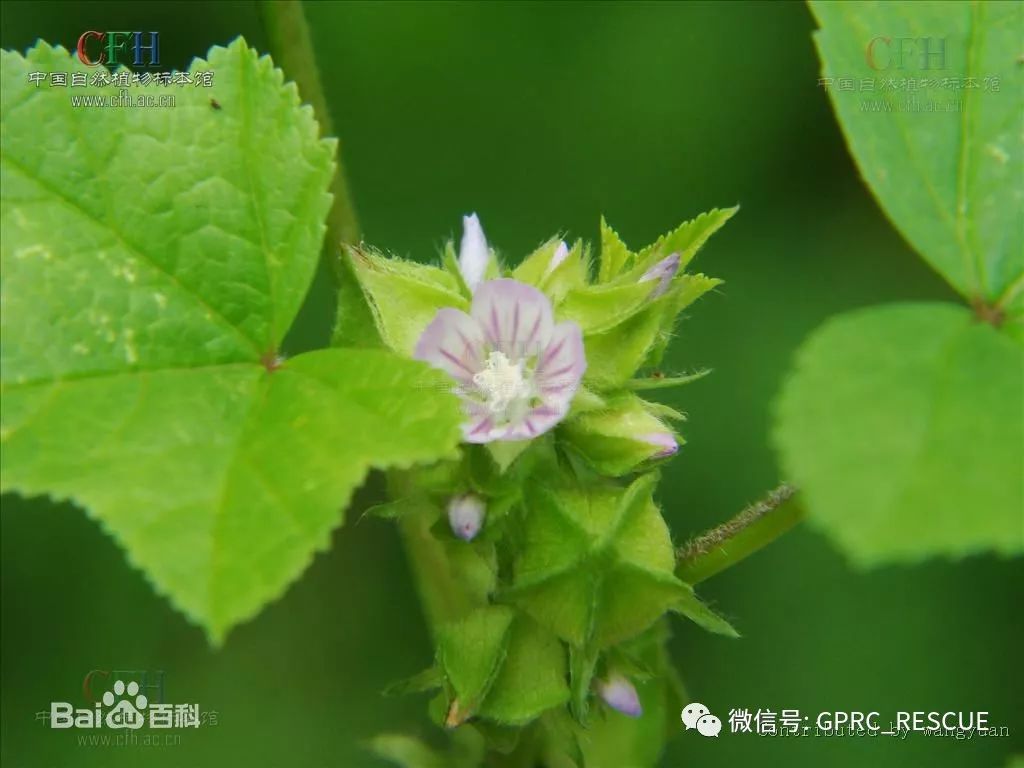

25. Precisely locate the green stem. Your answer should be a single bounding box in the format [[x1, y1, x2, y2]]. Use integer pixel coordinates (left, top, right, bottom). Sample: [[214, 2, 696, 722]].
[[624, 369, 711, 391], [259, 3, 379, 345], [258, 0, 360, 247], [675, 484, 803, 584], [398, 511, 478, 635]]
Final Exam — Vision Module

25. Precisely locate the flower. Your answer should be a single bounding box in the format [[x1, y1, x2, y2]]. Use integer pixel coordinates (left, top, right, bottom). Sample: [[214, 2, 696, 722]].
[[448, 495, 485, 541], [639, 252, 681, 298], [597, 675, 642, 718], [458, 213, 490, 292], [414, 278, 586, 443], [640, 431, 678, 458]]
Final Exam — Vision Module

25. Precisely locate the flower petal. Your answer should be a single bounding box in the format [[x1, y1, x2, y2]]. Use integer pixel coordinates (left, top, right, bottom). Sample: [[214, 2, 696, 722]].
[[413, 308, 486, 385], [471, 279, 554, 360], [536, 320, 586, 405], [459, 213, 490, 292], [503, 404, 565, 441]]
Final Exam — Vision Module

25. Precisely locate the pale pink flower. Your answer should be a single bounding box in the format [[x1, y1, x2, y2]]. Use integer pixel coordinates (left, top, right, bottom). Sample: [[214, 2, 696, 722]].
[[414, 279, 586, 443]]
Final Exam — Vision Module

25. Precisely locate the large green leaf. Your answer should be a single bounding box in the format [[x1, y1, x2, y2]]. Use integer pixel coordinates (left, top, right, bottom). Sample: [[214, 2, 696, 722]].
[[0, 40, 463, 641], [810, 1, 1024, 320], [774, 303, 1023, 565]]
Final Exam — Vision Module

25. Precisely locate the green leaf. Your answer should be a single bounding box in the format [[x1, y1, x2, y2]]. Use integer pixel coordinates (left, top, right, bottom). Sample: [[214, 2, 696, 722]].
[[348, 245, 467, 355], [366, 734, 450, 768], [0, 40, 464, 642], [810, 1, 1024, 318], [437, 608, 568, 726], [582, 303, 669, 389], [632, 206, 738, 277], [477, 616, 570, 725], [367, 729, 485, 768], [671, 586, 739, 638], [598, 217, 632, 283], [774, 302, 1023, 565], [438, 605, 515, 722], [506, 474, 687, 648]]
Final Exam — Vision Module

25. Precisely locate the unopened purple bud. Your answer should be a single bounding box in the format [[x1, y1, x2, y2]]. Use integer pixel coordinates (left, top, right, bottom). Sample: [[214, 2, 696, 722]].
[[545, 240, 569, 276], [459, 213, 489, 292], [640, 252, 681, 298], [598, 675, 642, 718], [448, 494, 485, 541], [641, 432, 678, 458]]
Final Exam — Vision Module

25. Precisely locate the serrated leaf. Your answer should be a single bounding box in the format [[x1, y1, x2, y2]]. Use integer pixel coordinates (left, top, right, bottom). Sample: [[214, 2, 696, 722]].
[[633, 206, 738, 277], [0, 40, 464, 642], [598, 218, 632, 283], [774, 302, 1023, 565], [810, 1, 1024, 319]]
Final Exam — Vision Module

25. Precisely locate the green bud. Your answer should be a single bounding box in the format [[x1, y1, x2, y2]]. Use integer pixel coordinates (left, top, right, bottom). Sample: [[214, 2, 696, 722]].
[[561, 394, 681, 476]]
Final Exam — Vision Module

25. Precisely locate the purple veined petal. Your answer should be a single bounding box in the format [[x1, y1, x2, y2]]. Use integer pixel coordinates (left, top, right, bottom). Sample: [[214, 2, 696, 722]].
[[598, 675, 642, 718], [536, 320, 586, 406], [448, 494, 486, 541], [460, 399, 505, 443], [503, 403, 567, 441], [545, 240, 570, 276], [471, 279, 554, 359], [640, 252, 681, 299], [459, 213, 490, 292], [640, 432, 679, 458], [413, 308, 486, 385]]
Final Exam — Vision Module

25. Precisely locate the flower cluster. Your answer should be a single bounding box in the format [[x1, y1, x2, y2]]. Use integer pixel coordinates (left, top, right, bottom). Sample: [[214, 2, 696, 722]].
[[347, 207, 736, 760]]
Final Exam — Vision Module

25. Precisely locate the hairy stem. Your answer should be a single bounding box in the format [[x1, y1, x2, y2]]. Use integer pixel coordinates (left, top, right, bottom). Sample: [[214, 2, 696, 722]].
[[676, 484, 803, 584], [258, 0, 360, 247]]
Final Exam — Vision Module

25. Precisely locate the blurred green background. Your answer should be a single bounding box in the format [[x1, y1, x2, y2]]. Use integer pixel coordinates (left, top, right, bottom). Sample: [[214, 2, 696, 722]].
[[1, 2, 1020, 767]]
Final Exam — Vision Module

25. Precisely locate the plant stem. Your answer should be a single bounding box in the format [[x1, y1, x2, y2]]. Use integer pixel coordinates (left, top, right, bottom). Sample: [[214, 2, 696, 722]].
[[676, 484, 803, 584], [624, 369, 711, 391], [398, 510, 478, 635], [258, 0, 360, 247], [259, 3, 380, 345]]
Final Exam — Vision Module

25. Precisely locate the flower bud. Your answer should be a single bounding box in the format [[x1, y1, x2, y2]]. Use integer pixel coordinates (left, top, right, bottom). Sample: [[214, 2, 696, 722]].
[[561, 394, 681, 476], [640, 431, 678, 458], [640, 252, 681, 298], [458, 213, 490, 293], [598, 674, 642, 718], [447, 494, 485, 541], [545, 240, 570, 276]]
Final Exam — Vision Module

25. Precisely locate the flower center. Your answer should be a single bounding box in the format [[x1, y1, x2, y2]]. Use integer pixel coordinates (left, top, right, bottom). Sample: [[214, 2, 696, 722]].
[[473, 351, 532, 415]]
